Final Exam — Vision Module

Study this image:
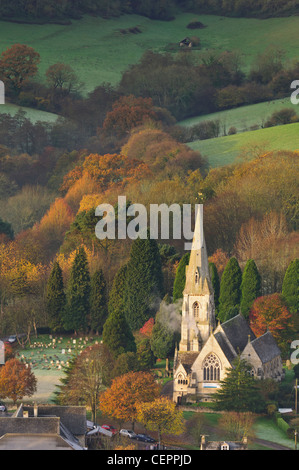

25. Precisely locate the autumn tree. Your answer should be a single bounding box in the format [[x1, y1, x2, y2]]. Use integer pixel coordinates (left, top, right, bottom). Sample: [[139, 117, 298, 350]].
[[0, 44, 40, 95], [218, 412, 256, 441], [102, 95, 158, 139], [0, 358, 37, 404], [46, 62, 80, 95], [249, 294, 293, 355], [56, 344, 113, 423], [99, 371, 161, 430], [137, 397, 184, 446]]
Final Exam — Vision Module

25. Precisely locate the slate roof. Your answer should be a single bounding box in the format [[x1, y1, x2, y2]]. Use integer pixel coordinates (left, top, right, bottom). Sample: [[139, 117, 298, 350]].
[[249, 331, 281, 363], [220, 314, 256, 355], [214, 331, 236, 365], [177, 352, 199, 373]]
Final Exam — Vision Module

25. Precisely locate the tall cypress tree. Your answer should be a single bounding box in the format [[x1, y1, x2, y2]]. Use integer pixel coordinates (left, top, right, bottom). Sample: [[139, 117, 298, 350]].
[[108, 264, 128, 316], [90, 268, 108, 335], [240, 259, 261, 319], [209, 262, 220, 315], [282, 259, 299, 314], [124, 235, 164, 331], [65, 247, 90, 333], [173, 253, 190, 302], [46, 261, 66, 332], [218, 257, 242, 323], [102, 307, 136, 359]]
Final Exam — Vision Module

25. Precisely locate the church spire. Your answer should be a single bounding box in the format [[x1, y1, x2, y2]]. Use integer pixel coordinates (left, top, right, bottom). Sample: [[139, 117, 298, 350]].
[[184, 204, 212, 296], [179, 204, 216, 352]]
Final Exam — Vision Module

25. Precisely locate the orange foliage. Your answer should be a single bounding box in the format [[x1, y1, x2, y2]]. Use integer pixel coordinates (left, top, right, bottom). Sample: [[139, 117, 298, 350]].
[[99, 371, 160, 425], [249, 294, 293, 344], [0, 358, 37, 404], [103, 95, 158, 136]]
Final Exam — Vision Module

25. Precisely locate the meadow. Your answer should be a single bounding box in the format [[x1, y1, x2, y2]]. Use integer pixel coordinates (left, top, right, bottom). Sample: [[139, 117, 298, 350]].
[[178, 98, 298, 134], [188, 122, 299, 168], [1, 13, 299, 94]]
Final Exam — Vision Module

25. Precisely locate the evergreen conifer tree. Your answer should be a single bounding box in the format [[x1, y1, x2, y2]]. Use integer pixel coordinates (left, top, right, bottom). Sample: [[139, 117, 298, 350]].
[[102, 307, 136, 359], [173, 253, 190, 302], [214, 356, 265, 413], [218, 257, 242, 322], [124, 235, 164, 330], [90, 268, 108, 334], [65, 247, 90, 333], [46, 261, 66, 332], [240, 259, 261, 318], [282, 259, 299, 314], [209, 261, 220, 314], [108, 264, 128, 315]]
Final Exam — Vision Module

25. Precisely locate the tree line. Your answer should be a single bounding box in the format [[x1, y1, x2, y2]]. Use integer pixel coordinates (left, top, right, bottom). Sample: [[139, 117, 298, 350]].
[[0, 0, 297, 22]]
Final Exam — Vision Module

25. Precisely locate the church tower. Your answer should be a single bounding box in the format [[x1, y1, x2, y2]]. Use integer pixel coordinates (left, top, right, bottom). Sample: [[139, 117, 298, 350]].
[[179, 204, 216, 352]]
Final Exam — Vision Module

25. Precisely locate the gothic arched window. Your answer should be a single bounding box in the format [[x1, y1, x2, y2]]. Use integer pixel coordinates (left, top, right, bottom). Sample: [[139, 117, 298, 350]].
[[193, 302, 199, 319], [203, 353, 221, 382]]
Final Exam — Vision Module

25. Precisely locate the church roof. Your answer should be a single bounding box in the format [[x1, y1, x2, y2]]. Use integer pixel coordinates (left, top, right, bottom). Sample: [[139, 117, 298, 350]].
[[214, 332, 236, 364], [177, 352, 199, 373], [220, 314, 256, 355], [249, 331, 281, 363]]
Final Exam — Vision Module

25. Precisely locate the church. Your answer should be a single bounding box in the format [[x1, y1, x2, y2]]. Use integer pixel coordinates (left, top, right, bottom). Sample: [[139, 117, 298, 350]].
[[173, 205, 284, 404]]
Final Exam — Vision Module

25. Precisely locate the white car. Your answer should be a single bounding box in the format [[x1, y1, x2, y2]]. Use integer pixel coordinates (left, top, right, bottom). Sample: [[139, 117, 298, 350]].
[[0, 402, 6, 412], [119, 429, 137, 439]]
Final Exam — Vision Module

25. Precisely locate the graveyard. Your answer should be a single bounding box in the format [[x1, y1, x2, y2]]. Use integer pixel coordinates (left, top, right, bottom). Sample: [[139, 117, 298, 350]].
[[15, 335, 100, 404]]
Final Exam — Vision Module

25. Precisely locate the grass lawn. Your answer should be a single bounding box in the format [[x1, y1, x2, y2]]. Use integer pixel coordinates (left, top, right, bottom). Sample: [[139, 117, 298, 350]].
[[1, 13, 299, 95], [0, 103, 58, 123], [188, 122, 299, 168], [178, 98, 298, 135], [253, 416, 295, 450]]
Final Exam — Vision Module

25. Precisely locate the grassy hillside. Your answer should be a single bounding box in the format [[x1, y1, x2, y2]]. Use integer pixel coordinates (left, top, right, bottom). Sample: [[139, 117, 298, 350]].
[[0, 103, 58, 123], [178, 98, 298, 135], [188, 122, 299, 167], [1, 13, 299, 94]]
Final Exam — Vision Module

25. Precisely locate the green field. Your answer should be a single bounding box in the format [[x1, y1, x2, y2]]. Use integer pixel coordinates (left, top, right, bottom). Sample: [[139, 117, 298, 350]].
[[0, 103, 58, 123], [188, 122, 299, 167], [179, 98, 298, 135], [1, 13, 299, 94]]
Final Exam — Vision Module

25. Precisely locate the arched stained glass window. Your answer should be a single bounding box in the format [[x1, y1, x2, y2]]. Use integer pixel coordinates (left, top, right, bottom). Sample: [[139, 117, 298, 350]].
[[203, 353, 220, 381]]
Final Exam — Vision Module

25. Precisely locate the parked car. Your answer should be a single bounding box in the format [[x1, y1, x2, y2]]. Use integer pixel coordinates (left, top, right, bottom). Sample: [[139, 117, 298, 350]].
[[100, 425, 118, 435], [119, 429, 137, 439], [0, 402, 7, 412], [8, 335, 17, 344], [135, 433, 156, 443]]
